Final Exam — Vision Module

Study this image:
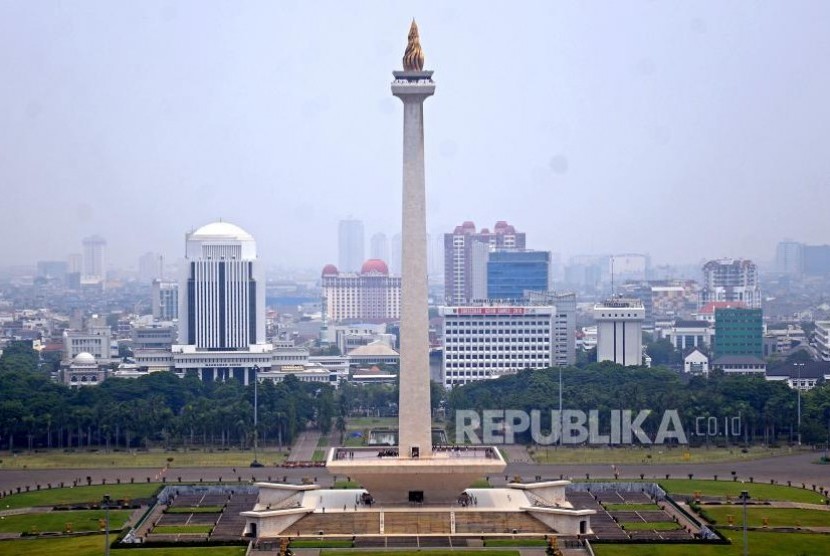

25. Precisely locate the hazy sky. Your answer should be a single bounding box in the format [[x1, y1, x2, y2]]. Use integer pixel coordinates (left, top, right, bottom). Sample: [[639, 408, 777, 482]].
[[2, 1, 829, 271]]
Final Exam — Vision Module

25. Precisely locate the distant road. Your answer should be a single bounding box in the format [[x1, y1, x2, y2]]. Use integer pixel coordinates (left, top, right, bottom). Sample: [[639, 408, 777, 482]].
[[0, 451, 826, 494]]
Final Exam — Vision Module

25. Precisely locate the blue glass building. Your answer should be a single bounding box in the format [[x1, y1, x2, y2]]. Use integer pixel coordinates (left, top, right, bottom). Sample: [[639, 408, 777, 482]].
[[486, 250, 550, 300]]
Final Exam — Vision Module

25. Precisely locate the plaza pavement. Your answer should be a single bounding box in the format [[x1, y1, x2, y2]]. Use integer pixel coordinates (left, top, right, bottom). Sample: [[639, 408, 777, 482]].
[[0, 450, 827, 494]]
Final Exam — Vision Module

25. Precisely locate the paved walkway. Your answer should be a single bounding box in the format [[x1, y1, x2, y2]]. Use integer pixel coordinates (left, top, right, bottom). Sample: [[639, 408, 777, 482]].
[[502, 444, 533, 463], [288, 431, 322, 462]]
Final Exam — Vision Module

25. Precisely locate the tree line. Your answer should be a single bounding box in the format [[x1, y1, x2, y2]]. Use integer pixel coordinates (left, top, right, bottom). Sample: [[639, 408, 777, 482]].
[[0, 343, 335, 452], [448, 362, 830, 446]]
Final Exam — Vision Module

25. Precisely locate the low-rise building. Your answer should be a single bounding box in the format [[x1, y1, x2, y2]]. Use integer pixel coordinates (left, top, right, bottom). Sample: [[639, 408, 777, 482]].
[[594, 297, 645, 366], [684, 347, 709, 375], [440, 304, 562, 387], [711, 355, 767, 375], [765, 362, 830, 390]]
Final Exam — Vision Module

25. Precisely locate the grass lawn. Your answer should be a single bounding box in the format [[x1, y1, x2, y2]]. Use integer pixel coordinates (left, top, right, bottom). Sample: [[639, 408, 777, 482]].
[[604, 503, 662, 511], [0, 448, 286, 469], [317, 436, 329, 448], [701, 506, 830, 528], [321, 551, 519, 556], [0, 484, 161, 509], [312, 449, 326, 462], [151, 524, 214, 534], [621, 521, 681, 531], [0, 535, 246, 556], [165, 506, 224, 514], [656, 479, 827, 505], [332, 480, 361, 489], [0, 509, 131, 533], [531, 445, 791, 465], [344, 417, 398, 430], [592, 531, 830, 555]]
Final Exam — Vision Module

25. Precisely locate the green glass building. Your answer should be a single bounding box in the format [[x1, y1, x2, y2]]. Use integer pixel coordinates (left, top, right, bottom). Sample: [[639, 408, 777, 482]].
[[714, 308, 763, 358]]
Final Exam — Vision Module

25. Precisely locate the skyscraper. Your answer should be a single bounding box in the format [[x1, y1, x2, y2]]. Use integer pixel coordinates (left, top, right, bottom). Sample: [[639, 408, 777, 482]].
[[338, 219, 365, 272], [82, 235, 106, 283], [370, 232, 390, 263], [178, 221, 265, 349], [174, 221, 271, 382], [443, 221, 526, 304]]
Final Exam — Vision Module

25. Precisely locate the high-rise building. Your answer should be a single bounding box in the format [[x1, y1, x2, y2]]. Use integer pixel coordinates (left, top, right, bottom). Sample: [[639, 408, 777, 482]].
[[443, 220, 526, 304], [594, 298, 645, 366], [701, 259, 761, 309], [152, 279, 179, 321], [803, 245, 830, 276], [321, 260, 401, 322], [713, 307, 763, 359], [390, 233, 402, 275], [178, 221, 264, 349], [82, 235, 107, 283], [370, 233, 389, 262], [487, 250, 550, 301], [139, 252, 164, 283], [526, 290, 577, 366], [173, 221, 272, 382], [338, 219, 365, 273], [36, 260, 68, 280], [775, 241, 804, 275]]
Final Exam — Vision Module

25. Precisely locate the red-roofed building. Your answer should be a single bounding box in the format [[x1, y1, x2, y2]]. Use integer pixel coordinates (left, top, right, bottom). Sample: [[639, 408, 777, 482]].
[[443, 220, 526, 304], [696, 301, 747, 323], [321, 260, 400, 323]]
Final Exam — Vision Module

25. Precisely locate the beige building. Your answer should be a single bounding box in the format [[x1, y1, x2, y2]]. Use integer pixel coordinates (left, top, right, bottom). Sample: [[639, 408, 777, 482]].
[[321, 260, 401, 323]]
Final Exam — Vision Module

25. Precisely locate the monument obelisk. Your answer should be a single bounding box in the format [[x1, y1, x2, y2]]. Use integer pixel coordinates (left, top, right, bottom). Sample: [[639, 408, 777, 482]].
[[392, 20, 435, 459]]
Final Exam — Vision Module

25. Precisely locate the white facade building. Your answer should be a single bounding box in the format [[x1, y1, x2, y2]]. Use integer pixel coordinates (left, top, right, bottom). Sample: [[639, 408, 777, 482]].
[[152, 279, 179, 321], [683, 348, 709, 374], [701, 259, 761, 309], [82, 235, 106, 284], [814, 321, 830, 361], [440, 304, 561, 387], [174, 221, 271, 382], [594, 298, 645, 366]]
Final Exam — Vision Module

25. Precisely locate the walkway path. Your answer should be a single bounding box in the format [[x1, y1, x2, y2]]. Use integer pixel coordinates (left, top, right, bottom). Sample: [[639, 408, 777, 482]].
[[288, 431, 322, 463]]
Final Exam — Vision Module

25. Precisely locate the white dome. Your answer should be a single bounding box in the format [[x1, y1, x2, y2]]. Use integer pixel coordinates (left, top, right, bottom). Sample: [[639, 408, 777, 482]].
[[190, 221, 253, 242], [73, 352, 96, 365]]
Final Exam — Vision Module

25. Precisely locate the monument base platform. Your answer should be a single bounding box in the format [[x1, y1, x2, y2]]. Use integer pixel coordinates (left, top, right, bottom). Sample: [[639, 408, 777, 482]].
[[326, 446, 507, 504], [241, 481, 594, 539]]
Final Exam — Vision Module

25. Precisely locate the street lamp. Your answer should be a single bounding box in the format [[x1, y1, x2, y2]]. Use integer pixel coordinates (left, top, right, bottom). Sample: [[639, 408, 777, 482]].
[[739, 489, 750, 556], [102, 494, 111, 556], [794, 362, 804, 446], [252, 364, 260, 467], [558, 366, 563, 447]]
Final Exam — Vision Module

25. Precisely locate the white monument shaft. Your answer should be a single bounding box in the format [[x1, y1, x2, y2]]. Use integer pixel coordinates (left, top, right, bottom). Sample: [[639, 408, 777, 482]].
[[393, 73, 434, 459]]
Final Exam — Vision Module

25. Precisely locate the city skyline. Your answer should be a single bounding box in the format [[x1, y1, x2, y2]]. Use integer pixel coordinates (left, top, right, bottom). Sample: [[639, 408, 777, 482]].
[[2, 2, 830, 270]]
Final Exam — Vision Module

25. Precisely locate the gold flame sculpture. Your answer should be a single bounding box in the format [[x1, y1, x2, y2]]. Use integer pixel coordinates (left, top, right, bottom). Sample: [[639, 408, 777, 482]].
[[402, 19, 425, 71]]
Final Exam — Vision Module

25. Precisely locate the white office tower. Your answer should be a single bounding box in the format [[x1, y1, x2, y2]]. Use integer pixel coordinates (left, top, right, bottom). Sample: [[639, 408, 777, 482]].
[[338, 219, 365, 273], [594, 298, 645, 366], [82, 235, 106, 283], [174, 221, 271, 382], [152, 279, 179, 321]]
